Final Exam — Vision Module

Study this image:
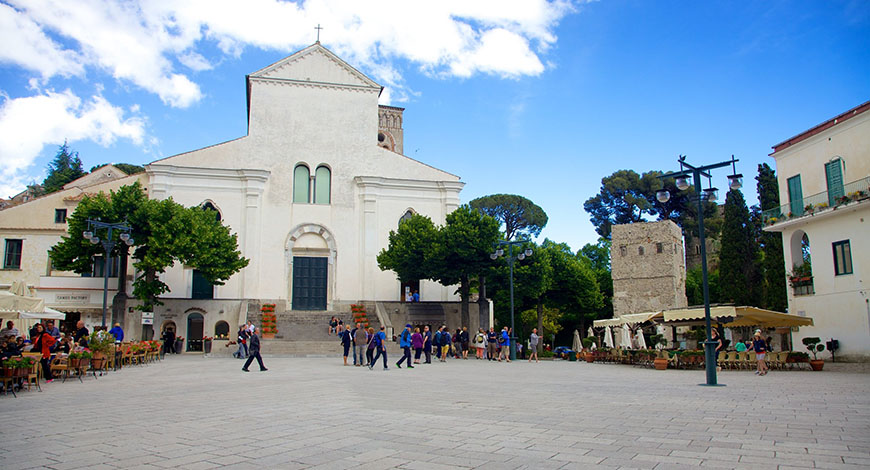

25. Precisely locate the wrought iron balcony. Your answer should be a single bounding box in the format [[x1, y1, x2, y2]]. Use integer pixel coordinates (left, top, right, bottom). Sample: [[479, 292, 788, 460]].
[[762, 176, 870, 227]]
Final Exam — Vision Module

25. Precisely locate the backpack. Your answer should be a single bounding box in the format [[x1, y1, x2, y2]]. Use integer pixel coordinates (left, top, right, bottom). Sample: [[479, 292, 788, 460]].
[[434, 331, 442, 346]]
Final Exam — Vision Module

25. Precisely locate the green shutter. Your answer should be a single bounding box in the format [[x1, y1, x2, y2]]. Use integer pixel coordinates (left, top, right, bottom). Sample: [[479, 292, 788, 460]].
[[825, 159, 844, 206], [787, 175, 803, 216], [293, 165, 310, 203]]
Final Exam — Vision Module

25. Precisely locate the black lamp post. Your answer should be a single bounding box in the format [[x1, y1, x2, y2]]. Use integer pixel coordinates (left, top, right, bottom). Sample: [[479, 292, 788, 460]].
[[490, 240, 533, 361], [83, 220, 134, 328], [657, 155, 742, 387]]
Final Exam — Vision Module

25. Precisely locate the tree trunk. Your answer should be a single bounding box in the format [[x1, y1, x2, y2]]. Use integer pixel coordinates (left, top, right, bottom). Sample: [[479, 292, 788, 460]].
[[477, 275, 489, 330], [460, 274, 470, 328], [537, 301, 544, 353]]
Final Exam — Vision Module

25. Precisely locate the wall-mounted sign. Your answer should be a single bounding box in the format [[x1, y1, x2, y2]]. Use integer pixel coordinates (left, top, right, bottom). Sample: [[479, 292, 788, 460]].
[[141, 312, 154, 319], [55, 294, 89, 304], [142, 318, 154, 325]]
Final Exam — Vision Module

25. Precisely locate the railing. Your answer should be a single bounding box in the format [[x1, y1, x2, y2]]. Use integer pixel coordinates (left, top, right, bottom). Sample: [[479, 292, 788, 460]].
[[762, 176, 870, 226]]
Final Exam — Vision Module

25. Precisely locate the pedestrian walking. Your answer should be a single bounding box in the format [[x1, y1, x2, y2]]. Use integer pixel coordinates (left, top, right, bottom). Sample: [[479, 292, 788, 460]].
[[242, 327, 268, 372], [433, 327, 443, 360], [369, 326, 388, 370], [529, 328, 540, 363], [234, 324, 248, 359], [752, 329, 769, 376], [459, 326, 470, 359], [411, 327, 423, 364], [487, 327, 498, 360], [353, 323, 368, 366], [31, 323, 56, 383], [712, 328, 724, 372], [365, 328, 375, 366], [340, 324, 352, 366], [498, 326, 511, 362], [440, 327, 451, 362], [453, 328, 461, 358], [423, 325, 432, 364], [396, 324, 414, 369]]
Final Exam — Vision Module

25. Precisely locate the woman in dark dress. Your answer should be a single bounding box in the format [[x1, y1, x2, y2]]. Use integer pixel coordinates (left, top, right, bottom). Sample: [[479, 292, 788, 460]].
[[752, 329, 769, 376]]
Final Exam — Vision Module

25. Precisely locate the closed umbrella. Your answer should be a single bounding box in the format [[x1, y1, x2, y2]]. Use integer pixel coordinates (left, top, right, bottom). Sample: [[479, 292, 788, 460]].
[[587, 326, 594, 338], [636, 329, 647, 349], [572, 330, 582, 351], [604, 326, 613, 348], [621, 323, 632, 349]]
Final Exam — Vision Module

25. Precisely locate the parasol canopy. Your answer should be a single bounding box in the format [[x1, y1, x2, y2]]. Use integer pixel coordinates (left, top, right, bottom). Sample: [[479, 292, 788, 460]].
[[604, 326, 613, 348], [572, 330, 582, 351], [662, 306, 813, 328]]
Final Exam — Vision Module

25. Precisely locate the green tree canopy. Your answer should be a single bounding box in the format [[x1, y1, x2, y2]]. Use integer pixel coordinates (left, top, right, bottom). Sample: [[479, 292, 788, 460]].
[[718, 189, 762, 306], [49, 182, 249, 310], [43, 142, 86, 194], [469, 194, 548, 240], [756, 163, 787, 311], [377, 214, 439, 283], [583, 169, 690, 239]]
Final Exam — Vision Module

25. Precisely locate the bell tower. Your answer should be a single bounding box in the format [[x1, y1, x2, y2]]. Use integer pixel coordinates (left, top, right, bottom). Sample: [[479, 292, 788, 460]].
[[377, 105, 404, 154]]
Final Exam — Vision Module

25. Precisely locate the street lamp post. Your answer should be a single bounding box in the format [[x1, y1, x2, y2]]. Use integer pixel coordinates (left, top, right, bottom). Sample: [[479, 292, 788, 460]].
[[490, 240, 533, 361], [657, 155, 742, 387], [83, 220, 134, 328]]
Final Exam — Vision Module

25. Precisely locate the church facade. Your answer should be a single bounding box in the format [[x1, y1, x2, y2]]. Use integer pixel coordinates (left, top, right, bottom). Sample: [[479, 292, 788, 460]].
[[143, 43, 464, 341]]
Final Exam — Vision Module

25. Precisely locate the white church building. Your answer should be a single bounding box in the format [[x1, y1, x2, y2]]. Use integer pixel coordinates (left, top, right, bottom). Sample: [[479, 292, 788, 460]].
[[2, 43, 469, 346]]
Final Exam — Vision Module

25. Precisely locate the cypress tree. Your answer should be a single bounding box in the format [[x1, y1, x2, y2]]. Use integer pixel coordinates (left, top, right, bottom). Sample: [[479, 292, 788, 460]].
[[719, 188, 762, 306], [43, 142, 86, 194], [757, 163, 787, 311]]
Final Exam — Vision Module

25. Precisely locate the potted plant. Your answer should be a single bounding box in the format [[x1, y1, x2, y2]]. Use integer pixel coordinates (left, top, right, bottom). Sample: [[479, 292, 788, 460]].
[[203, 336, 213, 354], [261, 304, 278, 339], [581, 337, 596, 362], [803, 337, 825, 371], [804, 204, 814, 214], [650, 334, 668, 370], [87, 331, 115, 371], [788, 262, 813, 287], [68, 349, 93, 369], [175, 336, 184, 353], [3, 357, 36, 378], [786, 351, 809, 363]]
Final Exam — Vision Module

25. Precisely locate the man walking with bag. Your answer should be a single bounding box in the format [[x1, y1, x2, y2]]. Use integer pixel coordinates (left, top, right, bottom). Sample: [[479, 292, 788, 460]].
[[242, 327, 268, 372], [396, 324, 414, 369]]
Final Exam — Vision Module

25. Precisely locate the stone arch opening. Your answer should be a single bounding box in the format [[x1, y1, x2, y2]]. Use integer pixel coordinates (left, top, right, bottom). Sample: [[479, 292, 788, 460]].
[[186, 310, 205, 352], [286, 224, 336, 311]]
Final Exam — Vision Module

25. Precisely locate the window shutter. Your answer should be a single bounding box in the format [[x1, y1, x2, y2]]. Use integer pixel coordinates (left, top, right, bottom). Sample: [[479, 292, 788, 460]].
[[787, 175, 803, 215], [825, 159, 844, 206]]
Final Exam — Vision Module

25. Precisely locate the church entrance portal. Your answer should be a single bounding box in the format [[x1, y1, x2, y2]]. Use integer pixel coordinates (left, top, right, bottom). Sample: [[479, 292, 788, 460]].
[[187, 312, 204, 352], [292, 257, 327, 310]]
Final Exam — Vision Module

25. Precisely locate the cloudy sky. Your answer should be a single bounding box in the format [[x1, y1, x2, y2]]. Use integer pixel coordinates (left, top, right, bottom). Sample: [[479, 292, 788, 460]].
[[1, 0, 868, 250]]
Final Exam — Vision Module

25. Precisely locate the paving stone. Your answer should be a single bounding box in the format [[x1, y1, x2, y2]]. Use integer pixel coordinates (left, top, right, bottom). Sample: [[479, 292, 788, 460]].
[[0, 356, 867, 470]]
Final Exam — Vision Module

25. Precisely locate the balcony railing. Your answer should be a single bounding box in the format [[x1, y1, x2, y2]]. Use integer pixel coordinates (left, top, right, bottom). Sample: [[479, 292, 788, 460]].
[[762, 176, 870, 227]]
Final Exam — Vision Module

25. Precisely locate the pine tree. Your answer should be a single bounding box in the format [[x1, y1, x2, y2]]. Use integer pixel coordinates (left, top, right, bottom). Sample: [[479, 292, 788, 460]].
[[42, 142, 86, 194], [719, 188, 762, 306], [757, 163, 787, 311]]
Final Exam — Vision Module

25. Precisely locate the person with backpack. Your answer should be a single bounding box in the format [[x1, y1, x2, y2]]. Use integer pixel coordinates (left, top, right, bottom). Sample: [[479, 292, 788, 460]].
[[422, 325, 432, 364], [474, 328, 486, 359], [441, 327, 452, 362], [498, 326, 511, 362], [433, 327, 443, 361], [396, 324, 414, 369], [369, 326, 388, 370]]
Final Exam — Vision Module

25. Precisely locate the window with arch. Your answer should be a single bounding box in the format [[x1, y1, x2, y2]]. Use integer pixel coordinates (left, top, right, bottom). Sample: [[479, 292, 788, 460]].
[[293, 165, 310, 203], [314, 166, 331, 204], [399, 210, 415, 226], [201, 201, 221, 221], [215, 320, 230, 339]]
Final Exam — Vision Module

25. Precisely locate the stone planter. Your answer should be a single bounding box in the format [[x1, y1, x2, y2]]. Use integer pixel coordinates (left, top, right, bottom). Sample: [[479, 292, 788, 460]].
[[654, 357, 668, 370], [204, 340, 212, 354], [262, 333, 275, 339], [175, 339, 184, 353], [585, 352, 595, 363]]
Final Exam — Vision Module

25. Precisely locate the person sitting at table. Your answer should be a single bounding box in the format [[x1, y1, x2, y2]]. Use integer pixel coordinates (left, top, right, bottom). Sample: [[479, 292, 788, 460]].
[[57, 334, 74, 354], [1, 336, 21, 360], [74, 321, 89, 347]]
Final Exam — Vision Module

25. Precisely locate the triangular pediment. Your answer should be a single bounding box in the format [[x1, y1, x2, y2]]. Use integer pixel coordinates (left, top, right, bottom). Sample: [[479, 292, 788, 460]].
[[250, 43, 381, 91]]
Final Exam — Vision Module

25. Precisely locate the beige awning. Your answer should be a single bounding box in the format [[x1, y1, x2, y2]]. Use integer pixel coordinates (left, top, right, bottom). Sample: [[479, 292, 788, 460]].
[[0, 289, 45, 314], [662, 306, 813, 328], [593, 311, 663, 328]]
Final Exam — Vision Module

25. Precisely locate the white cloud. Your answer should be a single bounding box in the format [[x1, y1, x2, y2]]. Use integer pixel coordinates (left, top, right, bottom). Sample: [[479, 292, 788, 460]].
[[0, 3, 84, 79], [5, 0, 575, 106], [0, 89, 145, 198]]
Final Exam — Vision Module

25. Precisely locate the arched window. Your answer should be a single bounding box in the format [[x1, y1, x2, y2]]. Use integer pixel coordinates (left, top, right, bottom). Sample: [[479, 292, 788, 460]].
[[201, 202, 221, 221], [399, 210, 414, 226], [314, 166, 331, 204], [215, 321, 230, 339], [293, 165, 310, 203]]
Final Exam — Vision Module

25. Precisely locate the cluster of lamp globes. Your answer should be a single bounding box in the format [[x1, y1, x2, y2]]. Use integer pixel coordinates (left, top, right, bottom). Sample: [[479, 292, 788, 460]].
[[82, 231, 134, 246], [655, 173, 743, 204], [490, 247, 534, 261]]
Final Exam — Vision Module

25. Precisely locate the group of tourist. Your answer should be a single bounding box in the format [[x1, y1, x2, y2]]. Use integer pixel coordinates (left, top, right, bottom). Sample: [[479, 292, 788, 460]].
[[337, 323, 544, 370], [711, 328, 773, 376], [1, 319, 108, 388]]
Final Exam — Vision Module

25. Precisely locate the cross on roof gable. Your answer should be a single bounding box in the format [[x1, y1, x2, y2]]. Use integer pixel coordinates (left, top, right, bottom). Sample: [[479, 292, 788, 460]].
[[248, 43, 382, 93]]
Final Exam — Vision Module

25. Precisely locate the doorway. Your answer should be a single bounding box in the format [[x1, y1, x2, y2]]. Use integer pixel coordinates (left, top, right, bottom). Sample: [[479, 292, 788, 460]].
[[292, 257, 327, 310], [187, 312, 204, 352]]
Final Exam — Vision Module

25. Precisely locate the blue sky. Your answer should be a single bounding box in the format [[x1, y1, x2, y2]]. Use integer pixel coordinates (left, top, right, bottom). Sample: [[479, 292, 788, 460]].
[[1, 1, 868, 251]]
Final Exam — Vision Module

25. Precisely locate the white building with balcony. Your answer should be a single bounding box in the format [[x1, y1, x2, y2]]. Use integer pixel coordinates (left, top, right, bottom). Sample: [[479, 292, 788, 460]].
[[763, 100, 870, 361]]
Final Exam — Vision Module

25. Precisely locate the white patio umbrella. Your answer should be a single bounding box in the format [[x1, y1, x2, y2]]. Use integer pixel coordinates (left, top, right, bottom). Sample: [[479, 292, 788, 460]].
[[604, 326, 613, 348], [635, 328, 647, 349], [572, 330, 582, 351], [621, 323, 632, 349], [587, 326, 594, 338]]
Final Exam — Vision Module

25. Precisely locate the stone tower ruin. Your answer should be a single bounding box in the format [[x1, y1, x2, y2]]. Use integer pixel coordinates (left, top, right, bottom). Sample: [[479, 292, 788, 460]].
[[611, 220, 688, 317], [377, 105, 404, 154]]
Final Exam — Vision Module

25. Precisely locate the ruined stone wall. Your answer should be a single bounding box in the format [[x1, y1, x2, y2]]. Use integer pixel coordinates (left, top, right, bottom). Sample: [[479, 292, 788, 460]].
[[611, 220, 688, 317]]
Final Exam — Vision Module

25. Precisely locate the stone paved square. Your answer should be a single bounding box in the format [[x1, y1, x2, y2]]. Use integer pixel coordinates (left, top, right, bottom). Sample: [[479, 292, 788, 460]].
[[1, 355, 868, 469]]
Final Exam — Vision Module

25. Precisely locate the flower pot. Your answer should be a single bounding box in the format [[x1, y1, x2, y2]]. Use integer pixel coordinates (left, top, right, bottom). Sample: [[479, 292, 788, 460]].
[[175, 339, 184, 353], [585, 352, 595, 363], [809, 359, 824, 371], [654, 358, 668, 370], [204, 340, 212, 354], [262, 333, 275, 339]]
